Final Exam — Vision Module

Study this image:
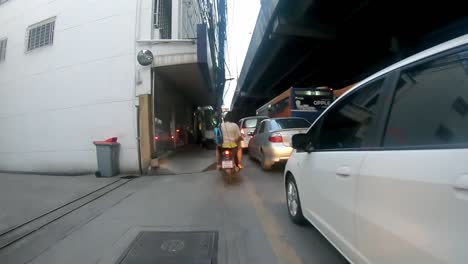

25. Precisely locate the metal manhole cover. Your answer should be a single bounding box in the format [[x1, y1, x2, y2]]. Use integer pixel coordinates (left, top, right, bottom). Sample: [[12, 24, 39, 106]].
[[118, 231, 218, 264], [161, 239, 185, 252]]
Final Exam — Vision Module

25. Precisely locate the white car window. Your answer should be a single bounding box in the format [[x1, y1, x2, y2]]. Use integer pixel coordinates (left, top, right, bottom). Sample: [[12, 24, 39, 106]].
[[384, 48, 468, 147], [258, 121, 266, 134], [315, 79, 384, 150], [243, 119, 259, 128]]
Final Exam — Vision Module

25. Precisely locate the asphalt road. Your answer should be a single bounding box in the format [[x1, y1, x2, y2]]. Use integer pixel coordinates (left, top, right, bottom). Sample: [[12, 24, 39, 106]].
[[239, 157, 349, 264]]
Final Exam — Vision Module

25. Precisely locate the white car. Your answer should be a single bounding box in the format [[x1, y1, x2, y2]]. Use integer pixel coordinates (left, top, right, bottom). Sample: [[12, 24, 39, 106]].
[[285, 34, 468, 264], [238, 116, 268, 149]]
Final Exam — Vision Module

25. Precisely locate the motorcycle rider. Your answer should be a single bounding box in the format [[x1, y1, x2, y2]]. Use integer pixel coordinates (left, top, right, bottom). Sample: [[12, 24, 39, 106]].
[[217, 112, 243, 169]]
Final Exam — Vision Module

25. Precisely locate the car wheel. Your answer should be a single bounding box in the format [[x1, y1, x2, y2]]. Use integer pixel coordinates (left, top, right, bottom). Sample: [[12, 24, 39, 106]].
[[261, 151, 272, 170], [286, 175, 306, 225]]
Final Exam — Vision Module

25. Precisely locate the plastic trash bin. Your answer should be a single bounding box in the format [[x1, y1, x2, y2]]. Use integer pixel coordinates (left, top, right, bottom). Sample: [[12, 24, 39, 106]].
[[93, 140, 120, 177]]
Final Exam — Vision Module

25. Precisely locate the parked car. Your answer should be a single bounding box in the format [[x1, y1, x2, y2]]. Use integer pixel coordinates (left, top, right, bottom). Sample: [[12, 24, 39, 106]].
[[284, 34, 468, 264], [248, 117, 310, 170], [154, 128, 172, 155], [238, 116, 268, 149]]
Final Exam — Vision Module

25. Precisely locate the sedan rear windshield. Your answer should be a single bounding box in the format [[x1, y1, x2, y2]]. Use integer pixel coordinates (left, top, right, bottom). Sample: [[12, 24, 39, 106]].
[[271, 118, 311, 130]]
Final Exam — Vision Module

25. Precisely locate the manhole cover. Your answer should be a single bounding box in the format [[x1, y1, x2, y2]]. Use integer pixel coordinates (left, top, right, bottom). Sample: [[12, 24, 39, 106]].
[[161, 239, 185, 252], [118, 231, 218, 264]]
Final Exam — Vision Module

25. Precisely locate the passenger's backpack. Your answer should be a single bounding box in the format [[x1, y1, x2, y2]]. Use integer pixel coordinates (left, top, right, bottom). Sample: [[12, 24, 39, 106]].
[[214, 126, 223, 145]]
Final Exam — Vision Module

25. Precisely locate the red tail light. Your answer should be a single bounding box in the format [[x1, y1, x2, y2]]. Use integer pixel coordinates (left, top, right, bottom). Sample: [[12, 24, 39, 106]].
[[241, 129, 245, 136], [268, 135, 283, 143], [224, 150, 231, 156], [155, 136, 160, 141]]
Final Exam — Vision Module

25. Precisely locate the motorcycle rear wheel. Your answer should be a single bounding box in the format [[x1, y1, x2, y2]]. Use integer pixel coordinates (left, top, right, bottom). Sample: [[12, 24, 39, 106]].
[[223, 168, 235, 184], [228, 169, 234, 184]]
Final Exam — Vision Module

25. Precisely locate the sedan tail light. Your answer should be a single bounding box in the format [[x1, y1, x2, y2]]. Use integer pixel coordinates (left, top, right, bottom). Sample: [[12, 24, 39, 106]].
[[268, 133, 283, 143], [241, 129, 245, 137]]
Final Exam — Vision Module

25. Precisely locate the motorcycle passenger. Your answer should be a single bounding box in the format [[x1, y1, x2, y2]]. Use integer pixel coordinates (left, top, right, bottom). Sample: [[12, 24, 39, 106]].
[[217, 112, 243, 169]]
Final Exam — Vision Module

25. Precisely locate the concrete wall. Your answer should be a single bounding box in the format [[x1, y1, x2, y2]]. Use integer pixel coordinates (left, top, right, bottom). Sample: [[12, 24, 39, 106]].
[[0, 0, 139, 173]]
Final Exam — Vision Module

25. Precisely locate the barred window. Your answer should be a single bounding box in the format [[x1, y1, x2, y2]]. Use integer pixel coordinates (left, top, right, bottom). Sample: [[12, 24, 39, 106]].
[[0, 38, 6, 61], [26, 18, 55, 52], [154, 0, 172, 39]]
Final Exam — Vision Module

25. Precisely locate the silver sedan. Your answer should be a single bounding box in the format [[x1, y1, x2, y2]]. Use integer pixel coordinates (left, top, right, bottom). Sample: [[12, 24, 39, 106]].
[[248, 118, 310, 170]]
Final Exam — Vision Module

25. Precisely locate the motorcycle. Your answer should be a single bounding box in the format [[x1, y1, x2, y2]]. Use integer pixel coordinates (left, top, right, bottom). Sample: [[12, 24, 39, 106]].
[[220, 147, 239, 183]]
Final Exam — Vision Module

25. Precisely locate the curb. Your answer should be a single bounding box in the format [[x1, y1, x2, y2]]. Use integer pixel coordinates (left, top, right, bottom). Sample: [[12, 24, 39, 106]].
[[150, 150, 175, 169]]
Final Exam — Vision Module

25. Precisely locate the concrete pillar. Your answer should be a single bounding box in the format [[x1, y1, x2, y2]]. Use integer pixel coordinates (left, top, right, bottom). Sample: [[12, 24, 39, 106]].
[[139, 94, 154, 173], [185, 106, 190, 144], [171, 0, 180, 38], [170, 106, 176, 148]]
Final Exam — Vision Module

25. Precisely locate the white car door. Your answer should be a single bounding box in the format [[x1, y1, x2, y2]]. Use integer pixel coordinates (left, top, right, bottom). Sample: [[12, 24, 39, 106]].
[[356, 47, 468, 264], [296, 78, 387, 263]]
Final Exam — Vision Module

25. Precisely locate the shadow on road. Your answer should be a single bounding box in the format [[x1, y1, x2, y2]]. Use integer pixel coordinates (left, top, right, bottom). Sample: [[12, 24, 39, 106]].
[[246, 156, 287, 174], [270, 163, 286, 173], [220, 171, 245, 186]]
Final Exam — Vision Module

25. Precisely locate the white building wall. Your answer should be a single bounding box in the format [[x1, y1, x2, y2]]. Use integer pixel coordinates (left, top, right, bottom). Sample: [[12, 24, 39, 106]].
[[0, 0, 140, 173]]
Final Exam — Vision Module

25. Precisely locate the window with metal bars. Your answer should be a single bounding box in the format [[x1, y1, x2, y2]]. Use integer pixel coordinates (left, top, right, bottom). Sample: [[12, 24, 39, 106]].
[[0, 38, 7, 61], [26, 18, 56, 52], [154, 0, 172, 39]]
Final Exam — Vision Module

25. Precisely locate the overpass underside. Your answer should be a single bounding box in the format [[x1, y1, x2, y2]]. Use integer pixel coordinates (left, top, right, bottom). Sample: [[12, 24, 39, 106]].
[[232, 0, 468, 119]]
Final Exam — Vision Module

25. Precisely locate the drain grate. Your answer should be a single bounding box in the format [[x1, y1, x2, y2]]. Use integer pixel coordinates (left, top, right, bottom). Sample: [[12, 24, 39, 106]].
[[118, 231, 218, 264]]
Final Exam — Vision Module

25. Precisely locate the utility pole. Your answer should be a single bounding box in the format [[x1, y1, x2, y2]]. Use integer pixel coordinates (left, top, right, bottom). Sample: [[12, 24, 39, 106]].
[[216, 0, 227, 109]]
